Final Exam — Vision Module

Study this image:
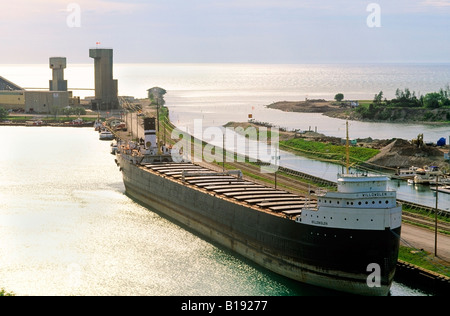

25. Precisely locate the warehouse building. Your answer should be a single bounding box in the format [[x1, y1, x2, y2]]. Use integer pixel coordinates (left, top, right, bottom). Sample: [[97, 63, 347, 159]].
[[0, 76, 25, 110]]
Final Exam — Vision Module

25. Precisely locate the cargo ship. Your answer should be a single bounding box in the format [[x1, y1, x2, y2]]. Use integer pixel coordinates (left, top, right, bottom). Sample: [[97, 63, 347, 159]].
[[115, 118, 402, 295]]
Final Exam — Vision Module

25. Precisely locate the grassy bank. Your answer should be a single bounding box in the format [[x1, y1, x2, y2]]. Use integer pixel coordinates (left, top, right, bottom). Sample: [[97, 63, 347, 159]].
[[398, 246, 450, 277], [5, 116, 98, 123], [280, 138, 380, 166]]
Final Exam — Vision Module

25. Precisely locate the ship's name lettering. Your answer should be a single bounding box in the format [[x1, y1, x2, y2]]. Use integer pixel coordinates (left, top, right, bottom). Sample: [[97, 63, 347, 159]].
[[312, 220, 328, 226], [361, 192, 387, 198]]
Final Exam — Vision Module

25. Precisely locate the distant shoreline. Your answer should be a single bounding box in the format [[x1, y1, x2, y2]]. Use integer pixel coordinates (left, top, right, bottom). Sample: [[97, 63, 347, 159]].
[[267, 100, 450, 124]]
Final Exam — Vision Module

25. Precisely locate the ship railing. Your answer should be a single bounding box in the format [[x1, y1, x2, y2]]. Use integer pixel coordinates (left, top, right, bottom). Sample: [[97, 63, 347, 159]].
[[314, 188, 328, 197], [182, 170, 243, 181]]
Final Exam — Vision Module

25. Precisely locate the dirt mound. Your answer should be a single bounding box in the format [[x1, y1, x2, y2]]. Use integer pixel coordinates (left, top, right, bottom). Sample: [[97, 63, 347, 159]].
[[367, 139, 445, 169]]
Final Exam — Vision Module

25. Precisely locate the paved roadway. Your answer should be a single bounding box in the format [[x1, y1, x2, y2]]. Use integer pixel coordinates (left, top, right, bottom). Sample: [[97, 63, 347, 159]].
[[401, 223, 450, 264]]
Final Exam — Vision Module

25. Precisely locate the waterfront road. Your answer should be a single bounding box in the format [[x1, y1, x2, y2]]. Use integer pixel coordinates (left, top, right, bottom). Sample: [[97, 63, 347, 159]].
[[401, 223, 450, 264]]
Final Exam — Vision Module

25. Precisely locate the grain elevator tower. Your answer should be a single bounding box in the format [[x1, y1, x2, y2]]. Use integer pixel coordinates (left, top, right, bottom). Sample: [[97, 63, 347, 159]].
[[89, 48, 119, 110], [49, 57, 67, 91]]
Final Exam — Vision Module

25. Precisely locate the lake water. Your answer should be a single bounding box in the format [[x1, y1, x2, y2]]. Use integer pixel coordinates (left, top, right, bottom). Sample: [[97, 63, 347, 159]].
[[0, 126, 430, 296], [2, 62, 449, 142], [1, 64, 449, 216]]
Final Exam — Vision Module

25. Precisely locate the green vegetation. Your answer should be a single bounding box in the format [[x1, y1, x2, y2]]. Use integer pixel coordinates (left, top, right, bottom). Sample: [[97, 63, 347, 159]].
[[355, 86, 450, 121], [3, 116, 98, 123], [148, 87, 167, 106], [0, 288, 15, 296], [334, 93, 344, 102], [280, 138, 379, 166], [398, 246, 450, 278], [0, 107, 8, 120], [61, 106, 87, 117]]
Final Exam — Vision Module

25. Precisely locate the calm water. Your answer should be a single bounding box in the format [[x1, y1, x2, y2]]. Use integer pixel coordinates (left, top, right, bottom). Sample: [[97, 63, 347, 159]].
[[1, 62, 449, 142], [0, 127, 429, 296], [1, 63, 449, 206]]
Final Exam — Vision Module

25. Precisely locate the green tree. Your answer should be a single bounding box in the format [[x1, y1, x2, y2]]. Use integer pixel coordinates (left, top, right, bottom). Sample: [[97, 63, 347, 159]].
[[0, 107, 8, 120], [423, 92, 442, 109], [334, 93, 344, 102], [73, 107, 86, 116], [374, 91, 383, 104], [148, 87, 167, 106]]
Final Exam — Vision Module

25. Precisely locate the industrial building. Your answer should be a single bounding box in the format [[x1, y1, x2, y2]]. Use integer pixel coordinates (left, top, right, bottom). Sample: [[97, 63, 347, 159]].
[[0, 76, 25, 110], [0, 57, 78, 113], [89, 48, 119, 111], [24, 57, 70, 113], [49, 57, 68, 92]]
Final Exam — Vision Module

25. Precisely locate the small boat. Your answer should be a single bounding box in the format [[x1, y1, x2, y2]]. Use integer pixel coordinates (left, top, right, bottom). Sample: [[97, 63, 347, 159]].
[[394, 166, 418, 180], [411, 166, 442, 184], [99, 131, 115, 141]]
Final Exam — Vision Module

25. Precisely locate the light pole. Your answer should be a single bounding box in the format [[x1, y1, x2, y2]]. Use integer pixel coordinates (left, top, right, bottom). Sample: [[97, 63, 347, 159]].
[[435, 174, 439, 257]]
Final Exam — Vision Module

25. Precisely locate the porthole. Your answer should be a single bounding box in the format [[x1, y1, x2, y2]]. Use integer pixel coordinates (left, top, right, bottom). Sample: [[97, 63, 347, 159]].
[[385, 200, 389, 204], [365, 201, 368, 204], [372, 201, 375, 204], [358, 202, 362, 205]]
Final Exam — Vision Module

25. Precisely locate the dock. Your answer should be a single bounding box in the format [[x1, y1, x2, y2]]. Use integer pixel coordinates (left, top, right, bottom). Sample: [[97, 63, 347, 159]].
[[430, 185, 450, 195]]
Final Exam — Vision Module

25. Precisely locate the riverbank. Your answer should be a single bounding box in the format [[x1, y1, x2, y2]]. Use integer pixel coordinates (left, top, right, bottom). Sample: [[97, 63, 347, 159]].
[[224, 121, 449, 172]]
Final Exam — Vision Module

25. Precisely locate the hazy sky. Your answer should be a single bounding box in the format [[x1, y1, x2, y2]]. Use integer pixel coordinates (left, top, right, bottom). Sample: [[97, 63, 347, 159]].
[[0, 0, 449, 64]]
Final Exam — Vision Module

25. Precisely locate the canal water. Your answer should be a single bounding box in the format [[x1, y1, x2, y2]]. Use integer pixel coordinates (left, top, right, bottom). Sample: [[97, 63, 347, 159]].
[[1, 63, 449, 209], [0, 126, 431, 296]]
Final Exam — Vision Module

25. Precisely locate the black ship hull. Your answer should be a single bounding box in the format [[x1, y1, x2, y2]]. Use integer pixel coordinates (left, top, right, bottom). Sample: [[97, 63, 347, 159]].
[[118, 154, 400, 295]]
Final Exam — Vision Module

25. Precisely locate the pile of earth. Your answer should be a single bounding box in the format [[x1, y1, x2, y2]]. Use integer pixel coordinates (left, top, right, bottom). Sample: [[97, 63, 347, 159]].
[[366, 138, 446, 169]]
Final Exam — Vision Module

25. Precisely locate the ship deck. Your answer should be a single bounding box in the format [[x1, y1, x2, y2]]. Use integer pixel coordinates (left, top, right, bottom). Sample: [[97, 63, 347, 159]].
[[143, 162, 317, 219]]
